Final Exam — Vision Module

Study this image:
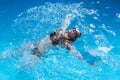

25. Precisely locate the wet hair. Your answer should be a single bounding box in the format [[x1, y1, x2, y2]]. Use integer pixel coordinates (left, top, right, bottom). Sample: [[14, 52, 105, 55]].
[[67, 28, 81, 42]]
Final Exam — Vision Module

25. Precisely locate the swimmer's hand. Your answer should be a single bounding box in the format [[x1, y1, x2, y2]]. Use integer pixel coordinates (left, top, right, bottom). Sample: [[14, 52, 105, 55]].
[[77, 54, 83, 60], [70, 48, 83, 61], [64, 42, 83, 61], [61, 14, 73, 31]]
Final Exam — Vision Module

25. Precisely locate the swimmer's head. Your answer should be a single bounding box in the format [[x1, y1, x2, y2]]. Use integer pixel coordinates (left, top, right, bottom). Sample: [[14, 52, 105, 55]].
[[68, 28, 81, 42]]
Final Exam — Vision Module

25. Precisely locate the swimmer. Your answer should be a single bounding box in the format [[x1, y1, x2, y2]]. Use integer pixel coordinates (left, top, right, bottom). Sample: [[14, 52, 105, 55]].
[[31, 27, 83, 60], [31, 14, 83, 62], [22, 14, 84, 67], [32, 14, 83, 60]]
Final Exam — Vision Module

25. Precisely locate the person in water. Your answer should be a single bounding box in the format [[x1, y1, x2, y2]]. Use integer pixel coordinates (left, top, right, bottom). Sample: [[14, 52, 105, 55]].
[[22, 14, 84, 67], [28, 14, 83, 63], [32, 27, 83, 60]]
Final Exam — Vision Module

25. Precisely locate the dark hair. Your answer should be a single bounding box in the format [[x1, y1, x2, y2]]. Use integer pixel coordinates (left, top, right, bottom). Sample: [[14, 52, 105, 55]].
[[68, 30, 81, 42]]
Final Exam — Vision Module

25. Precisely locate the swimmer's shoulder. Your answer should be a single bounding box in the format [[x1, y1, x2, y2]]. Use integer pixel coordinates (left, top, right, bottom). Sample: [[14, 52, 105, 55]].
[[50, 29, 64, 37]]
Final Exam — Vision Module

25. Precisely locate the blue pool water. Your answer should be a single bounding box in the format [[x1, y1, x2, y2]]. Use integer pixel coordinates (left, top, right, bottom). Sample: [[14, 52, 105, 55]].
[[0, 0, 120, 80]]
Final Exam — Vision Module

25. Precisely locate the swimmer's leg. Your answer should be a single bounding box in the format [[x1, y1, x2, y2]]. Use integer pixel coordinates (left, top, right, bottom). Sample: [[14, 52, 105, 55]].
[[21, 47, 43, 68], [31, 47, 43, 57], [22, 55, 39, 68]]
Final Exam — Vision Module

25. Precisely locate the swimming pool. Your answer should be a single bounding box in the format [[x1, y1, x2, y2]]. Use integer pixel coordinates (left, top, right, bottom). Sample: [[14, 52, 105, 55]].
[[0, 0, 120, 80]]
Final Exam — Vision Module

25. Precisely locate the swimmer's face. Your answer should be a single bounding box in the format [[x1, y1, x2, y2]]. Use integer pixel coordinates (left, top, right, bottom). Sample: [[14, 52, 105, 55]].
[[68, 28, 81, 38]]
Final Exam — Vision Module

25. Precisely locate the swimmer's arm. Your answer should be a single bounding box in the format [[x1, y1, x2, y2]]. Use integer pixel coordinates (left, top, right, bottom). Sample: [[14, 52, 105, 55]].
[[64, 42, 83, 60], [70, 47, 83, 60], [61, 14, 73, 32]]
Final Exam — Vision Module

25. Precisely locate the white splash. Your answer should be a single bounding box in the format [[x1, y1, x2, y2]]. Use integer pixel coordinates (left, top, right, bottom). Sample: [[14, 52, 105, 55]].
[[101, 24, 116, 36], [116, 13, 120, 19], [97, 46, 113, 54], [10, 42, 12, 46], [91, 1, 100, 4], [115, 13, 120, 22], [93, 16, 98, 20], [89, 46, 113, 56], [89, 23, 96, 28], [18, 13, 23, 17], [89, 28, 94, 33], [96, 1, 100, 4]]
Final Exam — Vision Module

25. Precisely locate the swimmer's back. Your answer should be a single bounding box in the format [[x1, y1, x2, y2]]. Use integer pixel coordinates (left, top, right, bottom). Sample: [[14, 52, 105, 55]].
[[50, 29, 68, 45]]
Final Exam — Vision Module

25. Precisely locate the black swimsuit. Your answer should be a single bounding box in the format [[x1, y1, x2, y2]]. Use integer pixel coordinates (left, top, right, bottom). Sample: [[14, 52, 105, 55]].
[[50, 30, 68, 45]]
